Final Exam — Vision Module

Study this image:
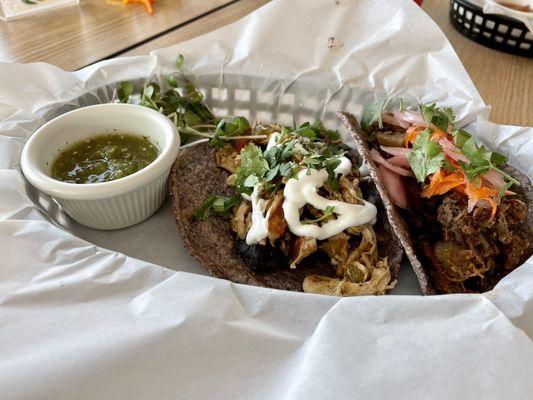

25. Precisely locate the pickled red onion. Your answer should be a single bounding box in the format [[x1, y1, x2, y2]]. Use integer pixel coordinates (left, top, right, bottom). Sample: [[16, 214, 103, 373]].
[[370, 149, 413, 177], [380, 145, 411, 156], [378, 165, 408, 209]]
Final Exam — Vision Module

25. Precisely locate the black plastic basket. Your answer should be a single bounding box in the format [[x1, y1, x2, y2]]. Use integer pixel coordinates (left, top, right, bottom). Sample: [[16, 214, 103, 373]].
[[449, 0, 533, 57]]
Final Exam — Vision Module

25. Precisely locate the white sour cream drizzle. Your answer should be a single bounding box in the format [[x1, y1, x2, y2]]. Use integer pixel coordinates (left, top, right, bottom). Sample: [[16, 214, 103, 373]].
[[245, 186, 270, 245], [246, 132, 280, 244], [335, 156, 352, 176], [245, 156, 377, 244], [282, 159, 377, 240]]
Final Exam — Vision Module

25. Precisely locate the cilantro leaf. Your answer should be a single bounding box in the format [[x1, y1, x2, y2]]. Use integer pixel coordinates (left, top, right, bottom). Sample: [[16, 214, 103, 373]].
[[450, 128, 471, 148], [361, 99, 387, 133], [264, 140, 294, 168], [302, 206, 336, 224], [459, 137, 519, 186], [194, 194, 242, 220], [294, 122, 317, 140], [312, 119, 341, 141], [419, 103, 455, 132], [490, 152, 507, 166], [458, 160, 488, 183], [235, 144, 269, 194], [406, 129, 445, 182], [212, 116, 251, 146], [279, 162, 296, 178], [243, 174, 260, 187], [263, 165, 280, 182]]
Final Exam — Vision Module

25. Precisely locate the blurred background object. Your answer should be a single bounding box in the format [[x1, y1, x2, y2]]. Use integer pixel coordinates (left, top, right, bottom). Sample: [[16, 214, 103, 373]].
[[450, 0, 533, 56], [108, 0, 156, 15], [0, 0, 79, 20]]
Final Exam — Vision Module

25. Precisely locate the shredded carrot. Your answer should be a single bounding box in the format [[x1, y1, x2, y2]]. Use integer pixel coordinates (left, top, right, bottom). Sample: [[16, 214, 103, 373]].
[[404, 125, 423, 146], [421, 170, 466, 198], [402, 121, 503, 217], [430, 127, 448, 142], [464, 182, 499, 218], [422, 170, 498, 218]]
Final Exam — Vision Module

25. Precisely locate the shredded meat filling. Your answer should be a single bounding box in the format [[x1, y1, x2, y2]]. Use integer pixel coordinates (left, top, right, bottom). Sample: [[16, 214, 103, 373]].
[[303, 226, 393, 296], [267, 193, 287, 241], [222, 129, 395, 296], [431, 193, 529, 292]]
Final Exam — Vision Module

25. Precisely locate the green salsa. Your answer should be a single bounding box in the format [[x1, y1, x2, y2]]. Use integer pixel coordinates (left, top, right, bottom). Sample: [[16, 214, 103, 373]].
[[51, 134, 159, 184]]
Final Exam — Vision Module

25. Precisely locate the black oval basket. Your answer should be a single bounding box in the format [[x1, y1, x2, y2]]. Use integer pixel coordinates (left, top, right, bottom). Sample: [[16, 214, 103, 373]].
[[449, 0, 533, 57]]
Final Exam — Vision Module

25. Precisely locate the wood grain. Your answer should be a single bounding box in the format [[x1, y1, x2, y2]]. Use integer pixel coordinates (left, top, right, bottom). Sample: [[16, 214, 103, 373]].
[[422, 0, 532, 126], [122, 0, 270, 57], [0, 0, 234, 71]]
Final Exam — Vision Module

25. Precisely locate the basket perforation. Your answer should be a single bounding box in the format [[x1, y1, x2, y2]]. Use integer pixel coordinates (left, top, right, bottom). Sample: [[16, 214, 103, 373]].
[[450, 0, 532, 56]]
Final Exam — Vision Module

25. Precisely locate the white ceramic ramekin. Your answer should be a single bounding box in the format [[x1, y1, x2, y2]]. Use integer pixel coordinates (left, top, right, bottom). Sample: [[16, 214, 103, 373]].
[[21, 103, 180, 230]]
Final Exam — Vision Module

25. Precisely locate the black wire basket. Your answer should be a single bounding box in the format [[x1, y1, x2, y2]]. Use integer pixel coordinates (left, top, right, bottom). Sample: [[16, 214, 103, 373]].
[[449, 0, 533, 57]]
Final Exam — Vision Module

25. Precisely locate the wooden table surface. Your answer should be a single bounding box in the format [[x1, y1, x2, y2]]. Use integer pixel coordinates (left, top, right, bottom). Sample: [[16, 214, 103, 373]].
[[0, 0, 531, 126]]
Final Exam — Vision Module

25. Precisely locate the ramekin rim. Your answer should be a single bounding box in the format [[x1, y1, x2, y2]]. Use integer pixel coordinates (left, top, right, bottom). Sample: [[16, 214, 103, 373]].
[[20, 103, 180, 201]]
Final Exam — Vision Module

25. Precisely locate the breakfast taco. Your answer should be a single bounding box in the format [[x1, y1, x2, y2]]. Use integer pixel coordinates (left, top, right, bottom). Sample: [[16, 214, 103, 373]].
[[339, 102, 532, 294], [170, 119, 404, 296]]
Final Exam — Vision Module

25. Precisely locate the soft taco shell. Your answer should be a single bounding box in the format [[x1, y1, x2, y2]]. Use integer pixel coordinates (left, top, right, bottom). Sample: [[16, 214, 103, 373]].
[[169, 141, 404, 293], [338, 111, 533, 295]]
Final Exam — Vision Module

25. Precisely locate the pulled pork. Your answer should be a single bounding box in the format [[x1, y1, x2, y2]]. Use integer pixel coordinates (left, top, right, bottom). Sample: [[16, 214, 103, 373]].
[[425, 193, 529, 293], [227, 171, 394, 295], [303, 227, 394, 296]]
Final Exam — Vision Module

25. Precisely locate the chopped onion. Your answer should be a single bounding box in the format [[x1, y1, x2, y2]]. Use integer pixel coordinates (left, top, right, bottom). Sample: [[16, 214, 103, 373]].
[[370, 149, 413, 177], [483, 169, 506, 189], [387, 155, 411, 169], [378, 165, 408, 209], [380, 145, 411, 156], [382, 113, 409, 129], [437, 137, 469, 163], [392, 111, 425, 126]]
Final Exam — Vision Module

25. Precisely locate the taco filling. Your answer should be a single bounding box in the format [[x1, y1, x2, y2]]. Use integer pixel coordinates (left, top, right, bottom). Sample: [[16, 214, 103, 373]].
[[355, 101, 531, 293], [193, 119, 397, 296]]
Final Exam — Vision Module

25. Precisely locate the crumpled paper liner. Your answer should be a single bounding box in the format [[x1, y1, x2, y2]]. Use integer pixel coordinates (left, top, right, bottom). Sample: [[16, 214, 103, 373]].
[[0, 0, 532, 398]]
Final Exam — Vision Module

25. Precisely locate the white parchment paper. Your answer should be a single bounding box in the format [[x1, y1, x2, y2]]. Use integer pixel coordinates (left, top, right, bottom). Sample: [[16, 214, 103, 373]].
[[482, 0, 533, 33], [0, 0, 532, 398]]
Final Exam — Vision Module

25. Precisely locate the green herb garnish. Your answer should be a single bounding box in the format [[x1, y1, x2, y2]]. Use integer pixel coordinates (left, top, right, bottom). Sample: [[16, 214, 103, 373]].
[[361, 98, 387, 133], [117, 55, 267, 146], [406, 129, 445, 182], [419, 103, 455, 132], [194, 194, 242, 220], [235, 144, 269, 194], [450, 128, 471, 148], [302, 206, 336, 224], [211, 116, 252, 147], [458, 137, 519, 185]]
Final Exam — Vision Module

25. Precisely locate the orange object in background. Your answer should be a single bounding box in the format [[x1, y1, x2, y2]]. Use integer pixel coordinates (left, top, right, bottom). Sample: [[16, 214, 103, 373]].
[[123, 0, 155, 15], [124, 0, 155, 15], [108, 0, 155, 15]]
